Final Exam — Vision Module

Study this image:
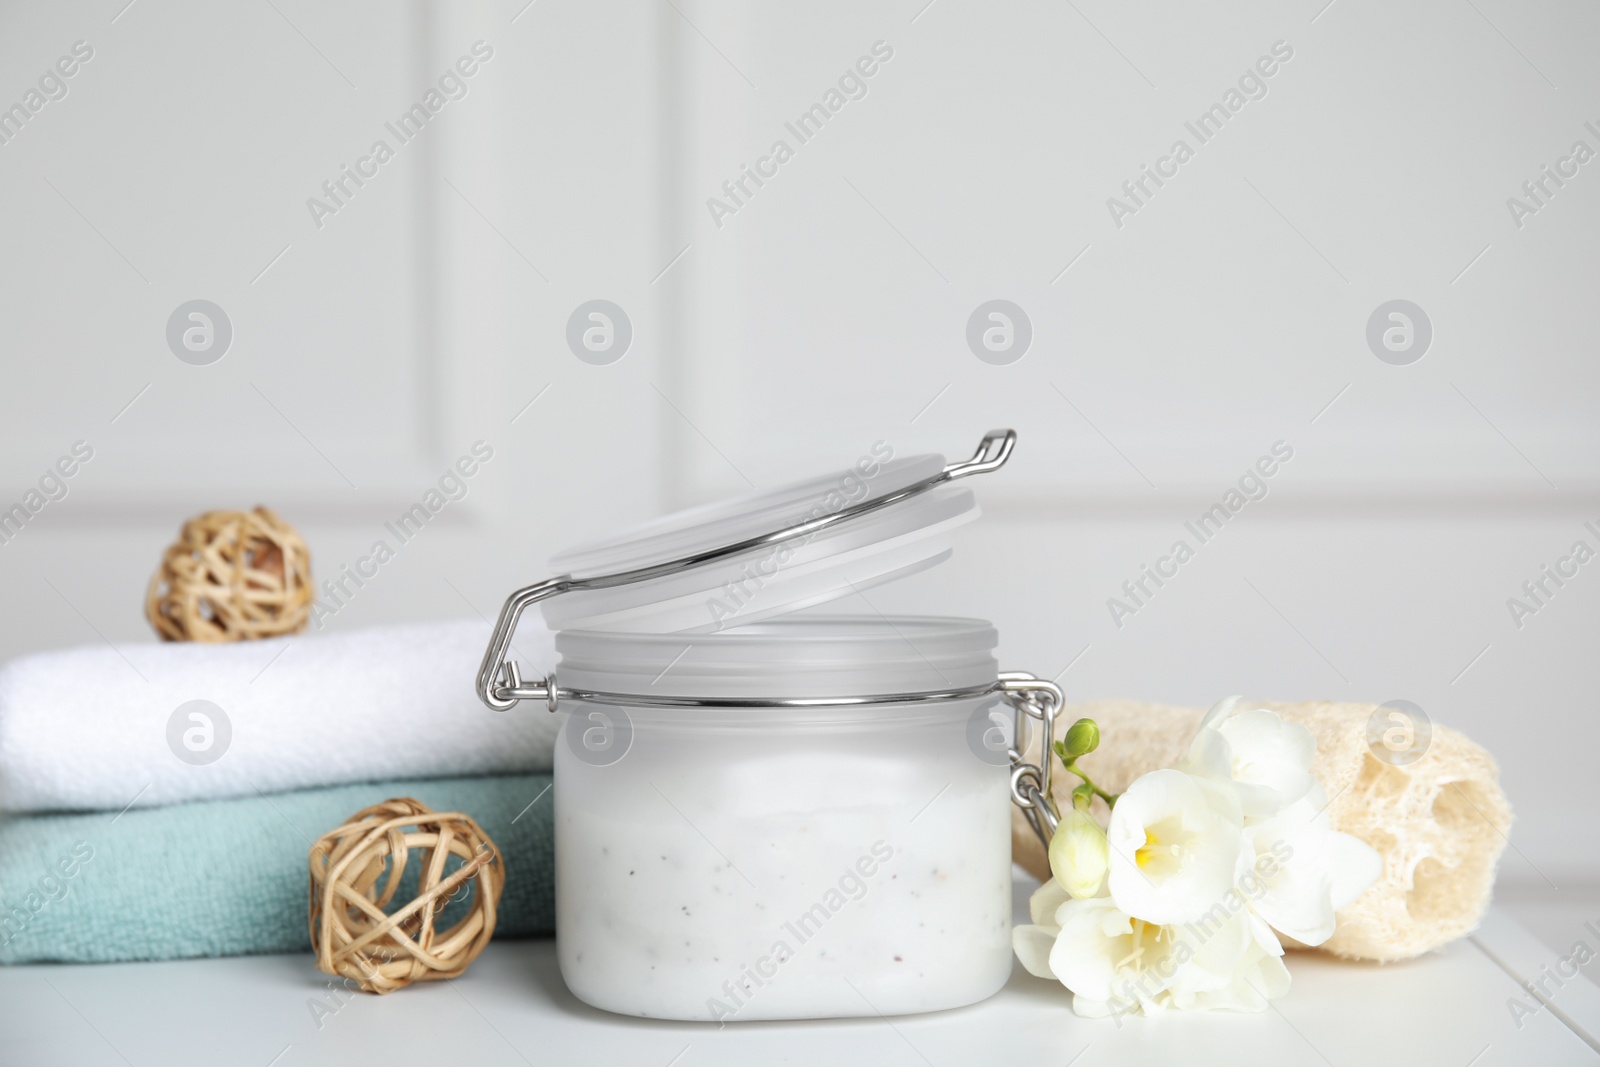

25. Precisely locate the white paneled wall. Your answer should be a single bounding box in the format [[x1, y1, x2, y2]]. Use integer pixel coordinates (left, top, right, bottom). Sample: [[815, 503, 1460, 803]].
[[0, 1, 1595, 925]]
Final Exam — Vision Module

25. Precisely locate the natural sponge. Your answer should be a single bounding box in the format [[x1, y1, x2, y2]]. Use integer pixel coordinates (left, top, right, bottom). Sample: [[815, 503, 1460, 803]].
[[1011, 699, 1512, 962]]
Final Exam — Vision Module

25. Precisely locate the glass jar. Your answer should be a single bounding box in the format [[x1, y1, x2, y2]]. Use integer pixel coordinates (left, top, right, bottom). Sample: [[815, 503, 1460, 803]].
[[552, 617, 1014, 1021], [476, 432, 1061, 1023]]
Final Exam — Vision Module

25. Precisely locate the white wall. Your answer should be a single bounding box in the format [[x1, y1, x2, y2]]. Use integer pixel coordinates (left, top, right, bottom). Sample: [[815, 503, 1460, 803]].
[[0, 0, 1595, 912]]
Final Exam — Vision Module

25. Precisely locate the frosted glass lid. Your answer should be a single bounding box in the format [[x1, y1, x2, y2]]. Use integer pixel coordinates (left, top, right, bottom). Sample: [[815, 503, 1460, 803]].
[[541, 449, 980, 633]]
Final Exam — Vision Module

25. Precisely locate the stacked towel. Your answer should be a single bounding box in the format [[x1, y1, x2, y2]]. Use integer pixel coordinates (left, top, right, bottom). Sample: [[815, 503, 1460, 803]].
[[0, 774, 555, 964], [0, 619, 565, 963], [0, 619, 559, 812]]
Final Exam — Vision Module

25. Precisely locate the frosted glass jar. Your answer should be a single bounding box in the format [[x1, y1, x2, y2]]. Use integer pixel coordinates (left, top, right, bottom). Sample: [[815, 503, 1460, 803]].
[[552, 616, 1014, 1022]]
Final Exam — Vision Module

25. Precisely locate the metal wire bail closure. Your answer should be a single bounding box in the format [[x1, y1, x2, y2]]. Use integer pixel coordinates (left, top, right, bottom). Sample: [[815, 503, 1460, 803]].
[[999, 673, 1063, 850], [472, 430, 1059, 844]]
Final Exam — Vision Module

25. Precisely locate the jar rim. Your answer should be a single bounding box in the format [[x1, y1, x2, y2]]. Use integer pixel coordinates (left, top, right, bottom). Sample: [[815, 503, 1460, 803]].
[[554, 614, 998, 701]]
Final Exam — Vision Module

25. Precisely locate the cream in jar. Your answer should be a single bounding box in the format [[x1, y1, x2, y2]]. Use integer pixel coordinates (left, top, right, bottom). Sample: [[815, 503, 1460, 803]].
[[552, 618, 1016, 1020]]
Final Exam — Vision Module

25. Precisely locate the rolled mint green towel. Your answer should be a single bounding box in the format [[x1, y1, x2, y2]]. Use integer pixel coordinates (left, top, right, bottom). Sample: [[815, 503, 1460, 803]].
[[0, 774, 553, 964]]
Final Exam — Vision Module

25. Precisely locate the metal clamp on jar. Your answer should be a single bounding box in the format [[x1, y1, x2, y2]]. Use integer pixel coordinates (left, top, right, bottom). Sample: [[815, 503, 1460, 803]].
[[477, 430, 1060, 1021]]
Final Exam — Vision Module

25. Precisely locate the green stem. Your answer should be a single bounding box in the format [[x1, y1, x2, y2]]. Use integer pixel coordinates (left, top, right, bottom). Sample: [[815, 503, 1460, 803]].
[[1066, 762, 1119, 809], [1052, 741, 1119, 810]]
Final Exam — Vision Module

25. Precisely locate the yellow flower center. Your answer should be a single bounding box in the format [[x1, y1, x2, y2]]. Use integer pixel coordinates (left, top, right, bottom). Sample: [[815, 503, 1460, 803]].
[[1136, 830, 1167, 869], [1115, 919, 1171, 972], [1133, 818, 1186, 877]]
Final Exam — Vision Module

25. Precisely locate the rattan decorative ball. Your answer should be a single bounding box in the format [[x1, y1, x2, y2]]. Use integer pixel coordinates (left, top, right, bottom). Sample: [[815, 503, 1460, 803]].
[[145, 506, 312, 642], [309, 798, 505, 994]]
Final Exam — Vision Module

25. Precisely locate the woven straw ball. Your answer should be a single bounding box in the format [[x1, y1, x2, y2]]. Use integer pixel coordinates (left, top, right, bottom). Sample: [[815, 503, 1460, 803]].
[[145, 506, 312, 642], [309, 798, 505, 994]]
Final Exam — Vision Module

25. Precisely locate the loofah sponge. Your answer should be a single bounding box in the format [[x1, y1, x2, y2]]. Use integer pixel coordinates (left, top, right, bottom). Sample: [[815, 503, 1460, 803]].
[[1010, 699, 1512, 962]]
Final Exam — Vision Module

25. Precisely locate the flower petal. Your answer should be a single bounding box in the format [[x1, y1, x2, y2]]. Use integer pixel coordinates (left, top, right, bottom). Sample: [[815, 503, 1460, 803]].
[[1028, 877, 1071, 929], [1185, 944, 1290, 1013], [1047, 898, 1131, 1003], [1177, 904, 1253, 988], [1243, 797, 1340, 945], [1178, 723, 1234, 783], [1253, 952, 1292, 1000], [1328, 830, 1383, 911], [1197, 694, 1245, 733], [1216, 711, 1316, 817], [1012, 923, 1059, 980]]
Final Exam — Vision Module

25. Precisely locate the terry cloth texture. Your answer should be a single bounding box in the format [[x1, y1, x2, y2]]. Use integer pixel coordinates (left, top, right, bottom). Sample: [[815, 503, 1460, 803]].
[[1011, 700, 1512, 963], [0, 619, 559, 813], [0, 773, 554, 964]]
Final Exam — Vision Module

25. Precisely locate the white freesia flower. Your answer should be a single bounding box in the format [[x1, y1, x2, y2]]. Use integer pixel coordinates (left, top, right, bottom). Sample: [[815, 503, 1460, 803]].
[[1166, 909, 1291, 1014], [1106, 768, 1244, 926], [1049, 805, 1109, 900], [1013, 884, 1290, 1017], [1014, 700, 1382, 1019], [1054, 897, 1189, 1013], [1180, 698, 1316, 820], [1240, 786, 1383, 946]]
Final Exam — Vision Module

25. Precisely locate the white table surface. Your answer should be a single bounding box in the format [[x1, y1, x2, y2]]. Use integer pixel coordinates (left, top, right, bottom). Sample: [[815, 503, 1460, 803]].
[[4, 877, 1598, 1067]]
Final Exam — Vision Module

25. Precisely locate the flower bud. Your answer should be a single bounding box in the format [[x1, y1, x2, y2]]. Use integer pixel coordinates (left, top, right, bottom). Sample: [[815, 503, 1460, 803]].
[[1063, 718, 1100, 758], [1049, 805, 1109, 899]]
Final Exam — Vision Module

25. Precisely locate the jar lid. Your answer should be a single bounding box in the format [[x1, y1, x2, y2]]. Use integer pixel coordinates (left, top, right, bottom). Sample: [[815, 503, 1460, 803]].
[[477, 430, 1015, 709], [541, 451, 976, 633]]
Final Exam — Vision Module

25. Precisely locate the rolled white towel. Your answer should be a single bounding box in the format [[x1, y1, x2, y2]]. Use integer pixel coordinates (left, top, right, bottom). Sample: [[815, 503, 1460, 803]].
[[0, 619, 559, 813]]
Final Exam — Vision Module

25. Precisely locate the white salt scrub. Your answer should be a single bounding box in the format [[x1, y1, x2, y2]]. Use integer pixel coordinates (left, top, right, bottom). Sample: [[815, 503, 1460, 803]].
[[552, 619, 1016, 1021]]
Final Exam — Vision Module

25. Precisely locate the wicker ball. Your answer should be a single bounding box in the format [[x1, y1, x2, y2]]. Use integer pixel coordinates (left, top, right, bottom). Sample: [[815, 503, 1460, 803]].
[[309, 798, 505, 994], [145, 506, 312, 642]]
